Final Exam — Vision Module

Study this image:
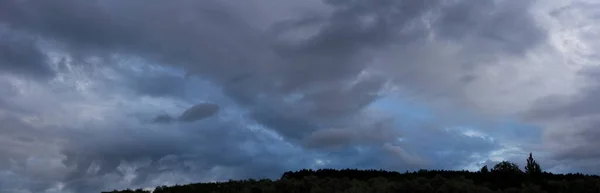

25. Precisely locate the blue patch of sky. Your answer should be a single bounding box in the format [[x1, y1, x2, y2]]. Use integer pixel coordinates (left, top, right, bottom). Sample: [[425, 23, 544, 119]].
[[487, 119, 543, 145], [369, 96, 434, 126], [366, 96, 543, 170]]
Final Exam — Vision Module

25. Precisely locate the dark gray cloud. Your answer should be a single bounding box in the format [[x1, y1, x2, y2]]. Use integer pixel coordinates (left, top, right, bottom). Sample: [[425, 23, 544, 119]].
[[0, 0, 545, 144], [527, 67, 600, 120], [178, 103, 220, 122], [526, 67, 600, 169], [433, 0, 544, 55], [152, 114, 174, 124], [129, 73, 186, 98], [0, 114, 65, 193], [0, 28, 53, 79], [0, 0, 562, 192], [249, 108, 318, 141]]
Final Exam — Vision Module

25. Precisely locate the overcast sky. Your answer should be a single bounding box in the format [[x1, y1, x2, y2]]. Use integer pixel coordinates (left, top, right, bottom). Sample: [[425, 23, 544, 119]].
[[1, 0, 600, 192]]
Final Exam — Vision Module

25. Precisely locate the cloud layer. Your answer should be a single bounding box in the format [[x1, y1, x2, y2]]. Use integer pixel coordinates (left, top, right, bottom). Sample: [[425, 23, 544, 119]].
[[1, 0, 600, 192]]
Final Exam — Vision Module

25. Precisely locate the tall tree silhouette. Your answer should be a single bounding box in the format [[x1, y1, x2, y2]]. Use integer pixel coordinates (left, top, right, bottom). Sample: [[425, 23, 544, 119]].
[[492, 161, 522, 174], [525, 152, 542, 175], [480, 165, 489, 173]]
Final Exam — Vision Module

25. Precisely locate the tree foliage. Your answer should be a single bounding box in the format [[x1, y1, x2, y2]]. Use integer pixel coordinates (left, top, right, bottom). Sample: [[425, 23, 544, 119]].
[[526, 152, 542, 175], [492, 161, 523, 174], [480, 165, 489, 173]]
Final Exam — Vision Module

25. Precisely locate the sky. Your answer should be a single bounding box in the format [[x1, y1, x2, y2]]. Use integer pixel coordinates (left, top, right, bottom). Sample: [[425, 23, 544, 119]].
[[0, 0, 600, 192]]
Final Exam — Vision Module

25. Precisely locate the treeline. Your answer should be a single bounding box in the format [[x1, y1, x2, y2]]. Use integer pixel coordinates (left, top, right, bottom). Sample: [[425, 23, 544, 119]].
[[103, 153, 600, 193]]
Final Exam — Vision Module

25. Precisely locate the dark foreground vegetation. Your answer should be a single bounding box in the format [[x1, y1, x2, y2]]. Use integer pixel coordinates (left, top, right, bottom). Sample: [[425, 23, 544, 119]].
[[104, 153, 600, 193]]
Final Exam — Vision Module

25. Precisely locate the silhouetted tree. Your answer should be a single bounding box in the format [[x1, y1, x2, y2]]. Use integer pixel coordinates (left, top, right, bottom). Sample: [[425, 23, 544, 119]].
[[525, 152, 542, 175], [480, 165, 489, 173], [492, 161, 523, 174]]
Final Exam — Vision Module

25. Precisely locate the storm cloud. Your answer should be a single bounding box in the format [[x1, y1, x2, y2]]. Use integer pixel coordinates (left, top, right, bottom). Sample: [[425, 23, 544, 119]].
[[0, 27, 53, 79], [178, 103, 220, 122], [0, 0, 598, 192]]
